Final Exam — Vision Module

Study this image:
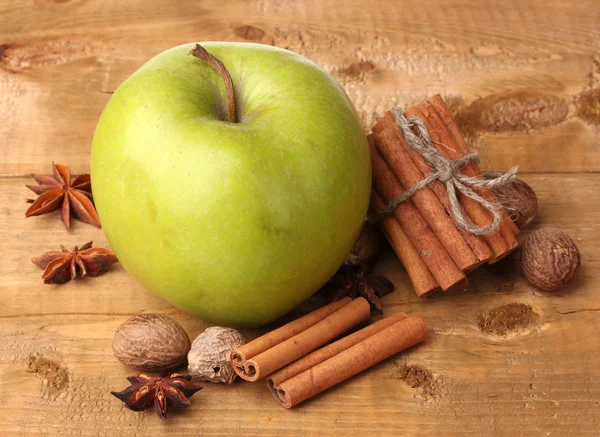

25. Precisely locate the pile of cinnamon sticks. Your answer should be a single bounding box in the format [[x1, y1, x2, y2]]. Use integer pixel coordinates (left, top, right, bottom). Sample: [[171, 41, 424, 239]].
[[370, 95, 519, 296], [231, 297, 427, 408]]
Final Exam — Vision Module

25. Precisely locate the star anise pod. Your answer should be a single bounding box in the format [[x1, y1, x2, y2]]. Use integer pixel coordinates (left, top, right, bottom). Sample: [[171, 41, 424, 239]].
[[32, 241, 119, 284], [319, 264, 395, 313], [25, 163, 101, 231], [111, 374, 202, 419]]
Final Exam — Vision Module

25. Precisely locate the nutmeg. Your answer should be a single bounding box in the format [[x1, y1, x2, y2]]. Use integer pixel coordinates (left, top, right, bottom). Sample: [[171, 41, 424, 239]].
[[521, 227, 581, 291], [188, 327, 245, 383], [345, 221, 385, 268], [112, 314, 191, 372], [485, 173, 538, 228]]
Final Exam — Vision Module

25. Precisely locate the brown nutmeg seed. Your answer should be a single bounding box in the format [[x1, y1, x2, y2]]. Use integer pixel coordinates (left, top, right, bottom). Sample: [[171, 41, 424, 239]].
[[188, 327, 245, 383], [112, 314, 191, 372], [485, 173, 538, 228], [521, 227, 581, 292], [345, 221, 385, 268]]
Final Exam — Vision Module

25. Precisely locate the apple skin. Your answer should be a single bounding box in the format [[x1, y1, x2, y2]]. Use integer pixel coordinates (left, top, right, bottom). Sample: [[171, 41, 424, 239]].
[[91, 42, 371, 326]]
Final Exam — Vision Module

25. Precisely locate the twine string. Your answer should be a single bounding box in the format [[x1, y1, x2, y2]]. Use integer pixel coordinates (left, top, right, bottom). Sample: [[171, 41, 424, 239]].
[[373, 107, 518, 236]]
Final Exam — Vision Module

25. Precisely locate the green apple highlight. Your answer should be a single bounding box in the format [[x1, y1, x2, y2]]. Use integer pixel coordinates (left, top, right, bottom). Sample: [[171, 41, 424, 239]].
[[91, 42, 371, 326]]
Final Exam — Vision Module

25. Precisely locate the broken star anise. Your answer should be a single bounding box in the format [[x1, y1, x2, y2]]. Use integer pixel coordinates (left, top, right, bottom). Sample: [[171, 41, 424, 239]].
[[25, 162, 101, 231], [319, 264, 395, 313], [111, 374, 203, 420], [32, 241, 119, 284]]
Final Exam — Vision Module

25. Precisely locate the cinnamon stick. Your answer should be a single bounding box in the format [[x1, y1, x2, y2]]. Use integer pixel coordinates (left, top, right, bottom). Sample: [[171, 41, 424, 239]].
[[413, 103, 507, 258], [371, 191, 439, 296], [373, 126, 481, 272], [374, 111, 493, 266], [231, 297, 371, 381], [423, 95, 518, 260], [368, 139, 465, 290], [269, 315, 428, 408], [267, 311, 408, 389], [427, 94, 520, 240], [231, 298, 350, 371]]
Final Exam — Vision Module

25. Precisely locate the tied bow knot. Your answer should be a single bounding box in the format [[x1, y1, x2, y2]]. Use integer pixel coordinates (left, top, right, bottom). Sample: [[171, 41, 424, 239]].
[[373, 107, 518, 236]]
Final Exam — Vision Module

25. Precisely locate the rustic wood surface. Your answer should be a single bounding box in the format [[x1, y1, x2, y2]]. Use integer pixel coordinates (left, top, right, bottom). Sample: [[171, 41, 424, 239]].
[[1, 1, 599, 436]]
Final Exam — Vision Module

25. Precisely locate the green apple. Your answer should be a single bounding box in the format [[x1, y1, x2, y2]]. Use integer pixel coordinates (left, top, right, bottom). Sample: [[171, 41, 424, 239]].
[[91, 42, 370, 326]]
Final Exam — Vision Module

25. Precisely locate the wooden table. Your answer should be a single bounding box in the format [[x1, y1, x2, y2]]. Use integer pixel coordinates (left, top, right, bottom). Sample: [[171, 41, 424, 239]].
[[1, 1, 599, 435]]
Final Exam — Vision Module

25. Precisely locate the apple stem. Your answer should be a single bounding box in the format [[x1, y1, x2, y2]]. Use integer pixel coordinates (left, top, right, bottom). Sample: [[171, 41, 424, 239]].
[[189, 43, 237, 123]]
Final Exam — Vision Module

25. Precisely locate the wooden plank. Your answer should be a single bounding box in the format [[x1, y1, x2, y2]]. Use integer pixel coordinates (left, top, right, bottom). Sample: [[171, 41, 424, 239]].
[[1, 0, 599, 435], [1, 173, 598, 436], [1, 0, 599, 174]]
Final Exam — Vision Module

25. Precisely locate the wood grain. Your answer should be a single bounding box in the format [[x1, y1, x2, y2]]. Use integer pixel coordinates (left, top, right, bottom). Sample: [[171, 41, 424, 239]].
[[2, 174, 599, 436], [1, 0, 599, 436]]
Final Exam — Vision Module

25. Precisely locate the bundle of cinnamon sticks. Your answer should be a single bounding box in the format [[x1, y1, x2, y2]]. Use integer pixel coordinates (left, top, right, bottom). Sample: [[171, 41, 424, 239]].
[[231, 298, 427, 408], [370, 95, 519, 296]]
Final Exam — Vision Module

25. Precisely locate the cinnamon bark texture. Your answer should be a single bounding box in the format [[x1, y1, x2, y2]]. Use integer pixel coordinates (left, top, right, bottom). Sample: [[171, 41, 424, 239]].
[[268, 314, 427, 408], [370, 192, 439, 296], [372, 126, 480, 272], [368, 138, 466, 291], [231, 298, 349, 371], [369, 95, 518, 295], [426, 95, 519, 254], [231, 298, 371, 381], [375, 110, 493, 266], [267, 311, 407, 388], [415, 104, 510, 259]]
